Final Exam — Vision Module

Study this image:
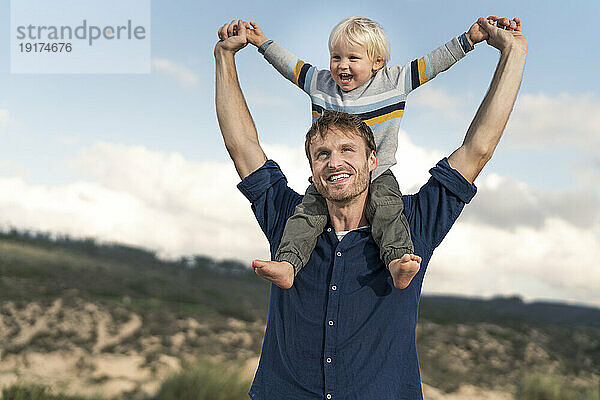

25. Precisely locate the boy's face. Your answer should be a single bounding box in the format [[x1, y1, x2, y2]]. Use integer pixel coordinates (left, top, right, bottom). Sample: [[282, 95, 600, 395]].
[[329, 41, 383, 92]]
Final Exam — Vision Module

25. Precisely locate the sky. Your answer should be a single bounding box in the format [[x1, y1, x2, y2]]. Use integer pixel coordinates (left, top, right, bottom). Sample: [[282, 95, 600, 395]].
[[0, 0, 598, 307]]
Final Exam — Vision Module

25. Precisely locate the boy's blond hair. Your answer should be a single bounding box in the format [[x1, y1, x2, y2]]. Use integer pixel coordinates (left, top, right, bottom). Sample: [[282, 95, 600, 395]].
[[328, 16, 390, 66]]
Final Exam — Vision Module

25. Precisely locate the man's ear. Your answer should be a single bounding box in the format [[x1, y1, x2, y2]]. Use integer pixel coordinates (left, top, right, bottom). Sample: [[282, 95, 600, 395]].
[[368, 150, 377, 172]]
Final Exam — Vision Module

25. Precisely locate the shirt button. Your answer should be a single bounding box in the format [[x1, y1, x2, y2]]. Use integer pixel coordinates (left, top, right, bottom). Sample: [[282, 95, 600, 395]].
[[327, 227, 332, 232], [326, 394, 332, 399], [326, 357, 332, 363], [331, 285, 337, 291], [336, 251, 342, 257], [328, 320, 334, 326]]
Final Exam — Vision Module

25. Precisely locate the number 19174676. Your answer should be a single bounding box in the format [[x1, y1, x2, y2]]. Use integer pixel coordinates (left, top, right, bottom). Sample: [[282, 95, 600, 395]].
[[19, 42, 72, 52]]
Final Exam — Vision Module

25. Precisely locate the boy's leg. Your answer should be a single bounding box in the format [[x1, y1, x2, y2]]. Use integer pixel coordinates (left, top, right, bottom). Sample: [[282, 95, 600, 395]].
[[253, 184, 327, 289], [366, 170, 420, 289], [275, 183, 328, 272]]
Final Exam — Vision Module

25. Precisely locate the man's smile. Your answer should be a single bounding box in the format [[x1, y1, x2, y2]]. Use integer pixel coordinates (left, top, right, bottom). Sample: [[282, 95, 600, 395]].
[[326, 171, 352, 184]]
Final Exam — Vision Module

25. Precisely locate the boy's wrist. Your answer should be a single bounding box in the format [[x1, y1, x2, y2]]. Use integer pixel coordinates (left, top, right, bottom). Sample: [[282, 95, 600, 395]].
[[459, 32, 475, 53], [465, 32, 475, 47], [258, 40, 273, 54]]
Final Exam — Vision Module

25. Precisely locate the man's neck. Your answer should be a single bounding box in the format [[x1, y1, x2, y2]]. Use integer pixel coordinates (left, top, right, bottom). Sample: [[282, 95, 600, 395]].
[[326, 191, 370, 232]]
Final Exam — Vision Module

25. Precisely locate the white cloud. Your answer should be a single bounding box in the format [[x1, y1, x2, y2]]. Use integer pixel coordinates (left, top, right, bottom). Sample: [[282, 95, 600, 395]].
[[403, 89, 600, 156], [152, 58, 199, 87], [390, 130, 445, 191], [425, 218, 600, 307], [463, 174, 600, 230], [407, 86, 469, 123], [506, 92, 600, 152], [0, 137, 598, 307]]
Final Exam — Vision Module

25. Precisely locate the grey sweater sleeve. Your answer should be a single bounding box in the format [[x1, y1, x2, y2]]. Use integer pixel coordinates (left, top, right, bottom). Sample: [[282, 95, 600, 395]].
[[386, 34, 473, 94], [261, 41, 318, 94]]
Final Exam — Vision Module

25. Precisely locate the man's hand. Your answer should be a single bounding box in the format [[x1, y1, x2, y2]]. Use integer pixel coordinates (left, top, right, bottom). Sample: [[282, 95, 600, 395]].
[[477, 16, 528, 54], [448, 17, 527, 184], [214, 19, 248, 57], [466, 16, 518, 46], [244, 21, 269, 48]]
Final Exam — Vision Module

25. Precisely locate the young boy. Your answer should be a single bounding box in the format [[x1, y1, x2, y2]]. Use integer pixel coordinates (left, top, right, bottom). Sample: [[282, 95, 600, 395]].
[[245, 16, 495, 290]]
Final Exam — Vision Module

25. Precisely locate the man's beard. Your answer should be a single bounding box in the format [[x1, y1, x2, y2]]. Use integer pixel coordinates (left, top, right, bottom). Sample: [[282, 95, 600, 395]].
[[314, 162, 370, 205]]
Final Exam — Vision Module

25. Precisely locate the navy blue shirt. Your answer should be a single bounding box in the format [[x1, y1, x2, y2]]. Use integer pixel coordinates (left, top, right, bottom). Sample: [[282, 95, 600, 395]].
[[238, 158, 476, 400]]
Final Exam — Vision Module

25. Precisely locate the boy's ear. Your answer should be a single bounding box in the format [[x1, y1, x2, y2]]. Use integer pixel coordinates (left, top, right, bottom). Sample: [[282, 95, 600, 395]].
[[372, 57, 384, 72]]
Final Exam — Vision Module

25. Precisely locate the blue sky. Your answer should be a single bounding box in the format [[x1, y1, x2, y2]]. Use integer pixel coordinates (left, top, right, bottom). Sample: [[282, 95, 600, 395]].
[[0, 0, 598, 307]]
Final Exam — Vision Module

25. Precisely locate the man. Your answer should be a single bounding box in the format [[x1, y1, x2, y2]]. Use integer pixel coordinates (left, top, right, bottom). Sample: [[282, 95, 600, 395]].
[[215, 16, 527, 400]]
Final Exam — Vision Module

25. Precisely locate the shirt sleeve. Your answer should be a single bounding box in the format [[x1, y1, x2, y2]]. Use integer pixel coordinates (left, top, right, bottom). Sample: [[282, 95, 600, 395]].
[[386, 35, 472, 95], [402, 157, 477, 252], [263, 41, 319, 95], [237, 160, 303, 254]]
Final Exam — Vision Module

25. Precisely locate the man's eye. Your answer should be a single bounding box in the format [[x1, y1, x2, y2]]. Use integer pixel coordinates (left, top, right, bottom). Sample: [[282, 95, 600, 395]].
[[332, 56, 340, 61], [318, 151, 329, 158]]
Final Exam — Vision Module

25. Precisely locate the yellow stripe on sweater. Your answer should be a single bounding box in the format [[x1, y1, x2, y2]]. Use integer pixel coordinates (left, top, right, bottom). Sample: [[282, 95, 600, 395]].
[[418, 58, 427, 85], [364, 109, 404, 126], [292, 61, 305, 86]]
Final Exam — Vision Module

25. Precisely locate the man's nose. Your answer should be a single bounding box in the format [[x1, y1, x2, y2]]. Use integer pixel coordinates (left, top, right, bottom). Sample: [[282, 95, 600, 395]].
[[328, 151, 343, 168]]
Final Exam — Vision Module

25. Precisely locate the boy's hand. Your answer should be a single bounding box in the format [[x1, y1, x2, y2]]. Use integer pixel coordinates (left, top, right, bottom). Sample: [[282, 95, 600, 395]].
[[466, 16, 518, 46], [215, 19, 248, 57], [244, 21, 269, 48]]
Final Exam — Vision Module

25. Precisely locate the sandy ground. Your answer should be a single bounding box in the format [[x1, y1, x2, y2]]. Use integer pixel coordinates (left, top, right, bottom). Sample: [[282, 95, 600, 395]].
[[0, 299, 515, 399]]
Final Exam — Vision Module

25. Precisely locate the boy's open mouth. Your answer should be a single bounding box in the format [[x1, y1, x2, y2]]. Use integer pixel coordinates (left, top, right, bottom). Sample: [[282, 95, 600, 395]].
[[339, 73, 353, 84]]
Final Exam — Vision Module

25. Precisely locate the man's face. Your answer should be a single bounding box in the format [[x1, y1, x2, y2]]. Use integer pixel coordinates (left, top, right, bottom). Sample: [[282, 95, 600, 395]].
[[309, 127, 377, 204]]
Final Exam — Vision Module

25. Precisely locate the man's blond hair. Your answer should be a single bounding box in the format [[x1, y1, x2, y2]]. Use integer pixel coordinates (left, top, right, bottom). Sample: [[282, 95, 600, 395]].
[[328, 16, 390, 66]]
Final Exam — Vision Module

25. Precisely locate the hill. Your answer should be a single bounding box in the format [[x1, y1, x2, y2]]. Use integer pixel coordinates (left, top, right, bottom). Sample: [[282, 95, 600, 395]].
[[0, 229, 598, 399]]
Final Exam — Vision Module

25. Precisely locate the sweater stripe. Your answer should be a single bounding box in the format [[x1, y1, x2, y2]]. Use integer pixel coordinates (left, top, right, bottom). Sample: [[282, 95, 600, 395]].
[[311, 101, 405, 127], [312, 103, 324, 119], [297, 63, 312, 90], [292, 60, 305, 86], [418, 57, 427, 85], [364, 109, 404, 126], [410, 59, 420, 90], [356, 101, 405, 121]]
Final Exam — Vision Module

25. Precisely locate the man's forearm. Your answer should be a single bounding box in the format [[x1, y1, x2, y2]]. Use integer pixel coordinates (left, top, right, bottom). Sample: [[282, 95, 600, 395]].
[[449, 44, 526, 183], [215, 49, 267, 179]]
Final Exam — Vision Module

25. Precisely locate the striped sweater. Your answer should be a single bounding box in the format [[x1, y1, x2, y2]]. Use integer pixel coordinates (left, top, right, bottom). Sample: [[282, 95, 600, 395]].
[[262, 34, 473, 179]]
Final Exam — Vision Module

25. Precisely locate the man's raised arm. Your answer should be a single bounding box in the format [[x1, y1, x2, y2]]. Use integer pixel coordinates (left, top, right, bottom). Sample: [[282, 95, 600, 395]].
[[448, 17, 528, 183], [215, 20, 267, 180]]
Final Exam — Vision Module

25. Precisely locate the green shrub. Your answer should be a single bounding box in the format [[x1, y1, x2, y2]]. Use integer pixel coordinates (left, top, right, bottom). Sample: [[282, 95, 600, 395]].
[[155, 359, 250, 400], [516, 374, 600, 400]]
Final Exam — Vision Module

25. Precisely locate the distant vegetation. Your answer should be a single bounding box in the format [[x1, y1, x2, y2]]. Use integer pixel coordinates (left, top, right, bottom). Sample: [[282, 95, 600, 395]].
[[0, 227, 269, 325]]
